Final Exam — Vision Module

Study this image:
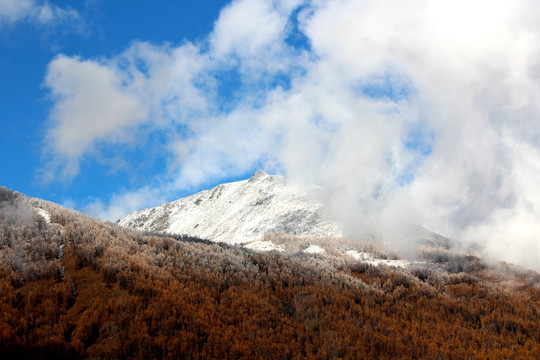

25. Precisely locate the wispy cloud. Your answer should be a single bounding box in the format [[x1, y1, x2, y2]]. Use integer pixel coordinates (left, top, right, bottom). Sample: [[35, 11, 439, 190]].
[[0, 0, 81, 27], [83, 186, 168, 223], [42, 0, 540, 269]]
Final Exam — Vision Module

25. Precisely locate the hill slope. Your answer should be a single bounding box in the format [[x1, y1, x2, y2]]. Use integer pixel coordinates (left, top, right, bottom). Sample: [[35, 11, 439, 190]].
[[1, 187, 540, 358]]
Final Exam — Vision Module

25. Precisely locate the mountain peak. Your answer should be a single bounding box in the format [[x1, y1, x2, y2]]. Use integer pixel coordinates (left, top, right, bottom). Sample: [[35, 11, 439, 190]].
[[118, 172, 341, 244], [249, 169, 268, 181]]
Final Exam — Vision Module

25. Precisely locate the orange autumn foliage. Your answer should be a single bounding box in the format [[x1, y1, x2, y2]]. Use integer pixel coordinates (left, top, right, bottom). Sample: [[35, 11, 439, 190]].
[[1, 187, 539, 359]]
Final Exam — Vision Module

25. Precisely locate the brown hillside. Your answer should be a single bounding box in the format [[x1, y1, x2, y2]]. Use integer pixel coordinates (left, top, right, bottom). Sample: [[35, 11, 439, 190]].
[[1, 188, 539, 359]]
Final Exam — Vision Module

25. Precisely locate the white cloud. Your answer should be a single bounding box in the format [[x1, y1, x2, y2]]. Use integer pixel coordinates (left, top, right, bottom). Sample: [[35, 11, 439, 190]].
[[42, 0, 540, 269], [284, 0, 540, 268], [0, 0, 34, 24], [83, 186, 167, 222], [210, 0, 295, 63], [0, 0, 80, 27], [43, 54, 151, 179], [211, 0, 283, 58]]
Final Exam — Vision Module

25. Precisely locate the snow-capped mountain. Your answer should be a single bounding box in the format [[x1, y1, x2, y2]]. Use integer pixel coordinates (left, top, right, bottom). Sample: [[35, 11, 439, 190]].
[[118, 170, 342, 248]]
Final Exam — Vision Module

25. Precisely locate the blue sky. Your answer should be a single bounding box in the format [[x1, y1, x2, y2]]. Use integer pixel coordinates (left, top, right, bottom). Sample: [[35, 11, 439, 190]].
[[1, 0, 540, 268]]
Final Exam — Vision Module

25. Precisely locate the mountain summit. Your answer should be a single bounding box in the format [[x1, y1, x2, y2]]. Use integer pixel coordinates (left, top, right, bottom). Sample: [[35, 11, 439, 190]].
[[118, 171, 342, 246]]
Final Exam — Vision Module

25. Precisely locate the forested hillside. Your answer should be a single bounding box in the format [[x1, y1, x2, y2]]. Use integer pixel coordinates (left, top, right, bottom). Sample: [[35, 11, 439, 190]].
[[1, 187, 539, 359]]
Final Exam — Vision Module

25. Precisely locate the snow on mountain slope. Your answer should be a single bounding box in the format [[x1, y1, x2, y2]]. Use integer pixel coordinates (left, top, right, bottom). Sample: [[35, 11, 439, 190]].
[[118, 170, 342, 245], [34, 208, 51, 224]]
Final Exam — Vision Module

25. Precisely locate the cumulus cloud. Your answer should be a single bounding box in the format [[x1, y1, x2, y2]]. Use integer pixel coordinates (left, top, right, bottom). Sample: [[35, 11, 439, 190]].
[[43, 55, 150, 178], [42, 0, 540, 269], [0, 0, 80, 27], [210, 0, 302, 73]]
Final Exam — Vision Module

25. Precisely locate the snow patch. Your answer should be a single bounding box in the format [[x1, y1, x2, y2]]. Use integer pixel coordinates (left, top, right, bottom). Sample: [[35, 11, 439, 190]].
[[243, 240, 284, 252], [34, 208, 51, 224], [303, 244, 325, 254], [346, 250, 372, 261], [346, 250, 410, 268], [368, 259, 410, 268]]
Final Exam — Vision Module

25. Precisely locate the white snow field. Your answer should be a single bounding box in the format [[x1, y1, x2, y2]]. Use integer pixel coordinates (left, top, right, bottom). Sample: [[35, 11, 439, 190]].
[[118, 170, 342, 245]]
